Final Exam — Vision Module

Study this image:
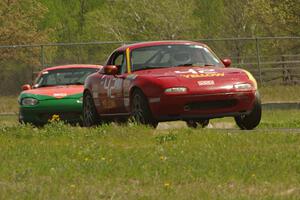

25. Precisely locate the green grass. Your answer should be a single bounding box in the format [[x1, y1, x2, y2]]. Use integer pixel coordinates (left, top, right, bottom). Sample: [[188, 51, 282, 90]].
[[259, 85, 300, 102], [0, 110, 300, 199], [0, 96, 18, 113]]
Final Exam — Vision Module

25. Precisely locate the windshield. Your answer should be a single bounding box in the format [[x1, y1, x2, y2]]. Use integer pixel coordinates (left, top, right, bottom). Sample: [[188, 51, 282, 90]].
[[131, 44, 224, 71], [34, 68, 98, 88]]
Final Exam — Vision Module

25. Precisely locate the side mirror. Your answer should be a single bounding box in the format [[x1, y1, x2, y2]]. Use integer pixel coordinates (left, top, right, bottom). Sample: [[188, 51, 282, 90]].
[[104, 65, 118, 75], [22, 84, 31, 91], [222, 58, 232, 68]]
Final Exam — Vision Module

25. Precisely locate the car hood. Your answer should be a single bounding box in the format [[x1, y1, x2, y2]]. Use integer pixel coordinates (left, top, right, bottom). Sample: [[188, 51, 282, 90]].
[[134, 66, 253, 94], [134, 66, 245, 78], [20, 85, 83, 100]]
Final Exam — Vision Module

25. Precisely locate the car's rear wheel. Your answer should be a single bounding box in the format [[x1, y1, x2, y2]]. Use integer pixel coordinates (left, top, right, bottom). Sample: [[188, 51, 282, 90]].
[[235, 95, 262, 130], [131, 90, 158, 128], [83, 92, 101, 127], [186, 119, 209, 128]]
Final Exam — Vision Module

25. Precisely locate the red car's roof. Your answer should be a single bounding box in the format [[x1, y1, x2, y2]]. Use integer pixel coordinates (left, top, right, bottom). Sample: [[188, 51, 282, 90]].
[[116, 40, 206, 51], [43, 64, 102, 72]]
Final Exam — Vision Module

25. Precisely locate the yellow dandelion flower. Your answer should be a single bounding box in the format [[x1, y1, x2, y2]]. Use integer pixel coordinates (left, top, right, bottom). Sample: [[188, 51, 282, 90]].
[[49, 114, 60, 122], [160, 156, 167, 161], [164, 182, 170, 187]]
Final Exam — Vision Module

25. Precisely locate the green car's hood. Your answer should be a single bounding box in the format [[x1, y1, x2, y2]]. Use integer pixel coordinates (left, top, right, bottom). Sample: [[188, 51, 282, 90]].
[[19, 85, 83, 100]]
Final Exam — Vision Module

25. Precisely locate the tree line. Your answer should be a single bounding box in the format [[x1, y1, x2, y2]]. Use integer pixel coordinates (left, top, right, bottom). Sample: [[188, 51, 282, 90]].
[[0, 0, 299, 94]]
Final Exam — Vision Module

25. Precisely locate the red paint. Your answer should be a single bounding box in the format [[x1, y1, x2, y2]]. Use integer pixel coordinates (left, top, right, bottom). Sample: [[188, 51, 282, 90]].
[[22, 85, 83, 98], [222, 58, 232, 67], [85, 41, 258, 121], [116, 40, 207, 51], [43, 64, 102, 72], [22, 84, 31, 91], [23, 65, 102, 98], [104, 65, 118, 75]]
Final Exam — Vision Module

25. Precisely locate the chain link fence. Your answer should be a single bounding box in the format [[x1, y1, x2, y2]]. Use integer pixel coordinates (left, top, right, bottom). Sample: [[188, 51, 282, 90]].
[[1, 37, 300, 95]]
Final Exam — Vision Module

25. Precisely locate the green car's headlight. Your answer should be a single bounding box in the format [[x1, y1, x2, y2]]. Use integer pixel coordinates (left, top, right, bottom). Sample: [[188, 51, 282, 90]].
[[21, 98, 39, 106]]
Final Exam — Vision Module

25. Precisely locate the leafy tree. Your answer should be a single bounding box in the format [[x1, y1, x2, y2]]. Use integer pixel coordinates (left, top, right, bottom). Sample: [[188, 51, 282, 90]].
[[39, 0, 107, 64], [0, 0, 50, 94], [85, 0, 202, 41], [193, 0, 225, 38]]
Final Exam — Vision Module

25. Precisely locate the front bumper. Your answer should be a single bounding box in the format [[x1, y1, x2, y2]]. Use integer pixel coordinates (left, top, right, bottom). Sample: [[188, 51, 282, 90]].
[[19, 98, 82, 125], [149, 91, 256, 121]]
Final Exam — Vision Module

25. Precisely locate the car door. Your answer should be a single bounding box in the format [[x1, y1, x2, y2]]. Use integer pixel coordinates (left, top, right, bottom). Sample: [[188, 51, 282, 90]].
[[99, 51, 128, 114]]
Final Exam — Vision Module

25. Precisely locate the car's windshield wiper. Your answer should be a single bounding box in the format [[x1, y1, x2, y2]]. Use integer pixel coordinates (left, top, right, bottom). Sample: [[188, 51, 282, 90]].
[[36, 84, 56, 88], [204, 64, 215, 66], [65, 82, 83, 85], [176, 63, 216, 67], [133, 66, 165, 72], [175, 63, 194, 67]]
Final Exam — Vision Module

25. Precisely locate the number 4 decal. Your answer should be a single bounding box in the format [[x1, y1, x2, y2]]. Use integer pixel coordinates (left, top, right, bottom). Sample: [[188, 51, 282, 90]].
[[101, 76, 122, 98]]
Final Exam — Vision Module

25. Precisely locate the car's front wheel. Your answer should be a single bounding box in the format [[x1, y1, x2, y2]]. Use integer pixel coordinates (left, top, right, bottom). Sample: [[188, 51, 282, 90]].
[[186, 119, 209, 128], [131, 89, 158, 128], [235, 95, 262, 130], [82, 92, 101, 127]]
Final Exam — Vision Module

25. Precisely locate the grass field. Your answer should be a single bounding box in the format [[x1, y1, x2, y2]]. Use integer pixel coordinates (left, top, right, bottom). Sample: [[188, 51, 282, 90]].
[[259, 85, 300, 102], [0, 110, 300, 199]]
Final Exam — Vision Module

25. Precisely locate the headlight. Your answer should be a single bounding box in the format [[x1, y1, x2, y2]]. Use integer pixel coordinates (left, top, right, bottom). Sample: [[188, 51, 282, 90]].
[[21, 98, 39, 106], [243, 70, 257, 89], [234, 83, 252, 90], [165, 87, 187, 93]]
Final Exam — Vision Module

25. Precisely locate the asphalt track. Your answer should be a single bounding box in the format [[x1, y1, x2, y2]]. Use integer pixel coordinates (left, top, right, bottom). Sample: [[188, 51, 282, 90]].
[[156, 121, 300, 132]]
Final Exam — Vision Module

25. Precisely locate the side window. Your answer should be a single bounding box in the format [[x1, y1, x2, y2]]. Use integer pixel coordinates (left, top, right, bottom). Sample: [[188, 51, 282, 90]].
[[110, 52, 126, 74], [113, 53, 124, 66]]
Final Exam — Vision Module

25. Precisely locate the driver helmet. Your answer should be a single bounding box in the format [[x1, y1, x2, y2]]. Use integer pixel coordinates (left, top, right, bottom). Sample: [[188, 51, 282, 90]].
[[171, 51, 191, 65]]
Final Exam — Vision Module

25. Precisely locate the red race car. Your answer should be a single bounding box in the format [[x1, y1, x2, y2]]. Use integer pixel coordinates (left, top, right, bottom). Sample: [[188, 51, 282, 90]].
[[83, 41, 261, 129]]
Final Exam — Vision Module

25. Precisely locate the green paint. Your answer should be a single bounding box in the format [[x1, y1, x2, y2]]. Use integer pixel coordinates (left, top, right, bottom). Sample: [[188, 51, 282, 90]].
[[19, 92, 83, 125]]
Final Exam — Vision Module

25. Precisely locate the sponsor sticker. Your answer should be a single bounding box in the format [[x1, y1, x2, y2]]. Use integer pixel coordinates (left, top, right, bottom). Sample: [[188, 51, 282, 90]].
[[53, 93, 67, 98], [174, 68, 224, 78], [197, 80, 215, 86], [182, 73, 224, 78]]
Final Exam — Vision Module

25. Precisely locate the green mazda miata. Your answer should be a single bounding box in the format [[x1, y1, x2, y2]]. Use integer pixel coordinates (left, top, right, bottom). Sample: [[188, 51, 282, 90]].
[[18, 64, 102, 126]]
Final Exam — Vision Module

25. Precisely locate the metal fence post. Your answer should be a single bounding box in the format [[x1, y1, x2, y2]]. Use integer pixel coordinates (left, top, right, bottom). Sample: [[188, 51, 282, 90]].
[[40, 45, 45, 68], [255, 37, 263, 85]]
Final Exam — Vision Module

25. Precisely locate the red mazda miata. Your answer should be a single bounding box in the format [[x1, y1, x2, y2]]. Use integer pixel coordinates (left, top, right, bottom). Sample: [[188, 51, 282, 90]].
[[83, 41, 261, 129]]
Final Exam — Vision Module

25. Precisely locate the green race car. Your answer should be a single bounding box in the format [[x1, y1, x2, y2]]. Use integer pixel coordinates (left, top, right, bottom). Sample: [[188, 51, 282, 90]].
[[18, 64, 102, 126]]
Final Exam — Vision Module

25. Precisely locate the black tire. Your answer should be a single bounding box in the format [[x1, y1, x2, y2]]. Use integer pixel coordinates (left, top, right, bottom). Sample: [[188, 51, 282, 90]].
[[18, 113, 41, 127], [18, 112, 24, 124], [235, 95, 262, 130], [82, 92, 101, 127], [186, 119, 209, 128], [114, 117, 128, 126], [131, 89, 158, 128]]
